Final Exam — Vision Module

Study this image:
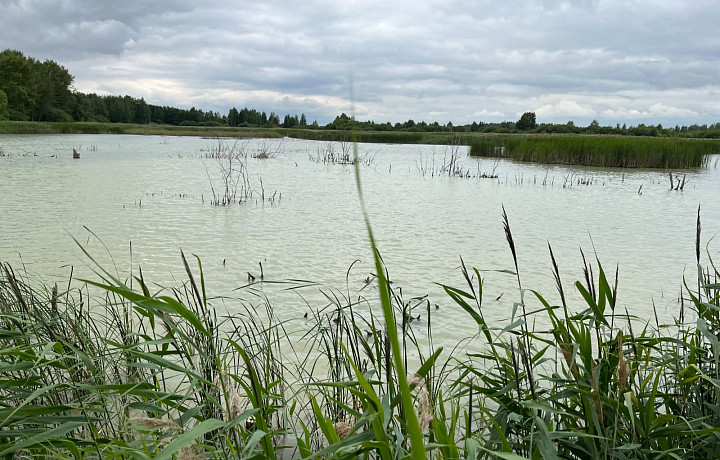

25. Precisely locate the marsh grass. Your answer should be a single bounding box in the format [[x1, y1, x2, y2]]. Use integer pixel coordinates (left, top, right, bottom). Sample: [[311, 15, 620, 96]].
[[2, 137, 720, 458], [308, 140, 376, 166], [200, 140, 280, 206], [1, 221, 720, 458], [469, 135, 719, 169], [252, 139, 286, 159]]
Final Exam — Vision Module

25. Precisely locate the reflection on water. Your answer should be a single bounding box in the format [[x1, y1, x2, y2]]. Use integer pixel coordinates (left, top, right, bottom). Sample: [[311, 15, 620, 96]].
[[0, 134, 718, 346]]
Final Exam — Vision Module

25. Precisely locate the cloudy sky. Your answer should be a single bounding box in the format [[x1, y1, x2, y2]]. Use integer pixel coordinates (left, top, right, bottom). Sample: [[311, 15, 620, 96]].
[[2, 0, 719, 126]]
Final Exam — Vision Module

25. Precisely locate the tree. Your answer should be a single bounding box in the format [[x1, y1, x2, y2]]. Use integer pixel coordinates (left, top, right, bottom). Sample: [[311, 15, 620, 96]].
[[134, 98, 150, 124], [151, 105, 165, 124], [32, 59, 74, 121], [228, 107, 239, 127], [0, 50, 75, 121], [0, 90, 8, 120], [268, 112, 280, 126], [332, 113, 352, 129], [300, 113, 307, 126], [516, 111, 537, 131], [0, 49, 33, 120]]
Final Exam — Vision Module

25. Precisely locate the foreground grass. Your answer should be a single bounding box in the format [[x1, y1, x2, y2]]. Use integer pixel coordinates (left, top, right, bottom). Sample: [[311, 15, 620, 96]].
[[1, 215, 719, 458]]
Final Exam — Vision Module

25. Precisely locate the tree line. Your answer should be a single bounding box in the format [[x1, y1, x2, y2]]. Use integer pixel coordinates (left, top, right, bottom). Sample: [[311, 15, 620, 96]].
[[2, 49, 719, 138], [0, 49, 227, 126], [326, 111, 720, 139]]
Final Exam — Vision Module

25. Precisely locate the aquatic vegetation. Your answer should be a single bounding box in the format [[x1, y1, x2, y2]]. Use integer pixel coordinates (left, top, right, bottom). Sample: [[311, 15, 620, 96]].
[[1, 134, 719, 458], [469, 135, 719, 168], [1, 209, 718, 458], [201, 140, 280, 206], [3, 120, 718, 170], [308, 139, 376, 166], [252, 139, 285, 159]]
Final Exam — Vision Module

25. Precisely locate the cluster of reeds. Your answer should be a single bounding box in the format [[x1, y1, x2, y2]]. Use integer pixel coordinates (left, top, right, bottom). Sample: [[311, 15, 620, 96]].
[[469, 135, 719, 169], [252, 139, 285, 159], [201, 141, 280, 206], [1, 218, 719, 458], [3, 141, 720, 460], [416, 140, 499, 180], [308, 140, 376, 166]]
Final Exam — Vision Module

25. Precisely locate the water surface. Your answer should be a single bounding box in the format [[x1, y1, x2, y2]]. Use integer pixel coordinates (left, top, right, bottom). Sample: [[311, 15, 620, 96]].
[[1, 134, 717, 347]]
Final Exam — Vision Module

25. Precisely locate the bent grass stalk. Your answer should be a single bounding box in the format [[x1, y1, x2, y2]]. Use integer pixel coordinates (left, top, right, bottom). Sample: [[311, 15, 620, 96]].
[[353, 133, 427, 459]]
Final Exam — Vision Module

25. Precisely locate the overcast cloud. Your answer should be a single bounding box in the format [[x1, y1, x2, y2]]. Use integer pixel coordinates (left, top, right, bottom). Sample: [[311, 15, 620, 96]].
[[2, 0, 719, 125]]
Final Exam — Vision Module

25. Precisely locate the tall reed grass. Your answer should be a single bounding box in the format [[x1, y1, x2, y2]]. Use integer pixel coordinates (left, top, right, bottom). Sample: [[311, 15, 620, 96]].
[[1, 211, 719, 458], [469, 135, 718, 168], [1, 131, 719, 457]]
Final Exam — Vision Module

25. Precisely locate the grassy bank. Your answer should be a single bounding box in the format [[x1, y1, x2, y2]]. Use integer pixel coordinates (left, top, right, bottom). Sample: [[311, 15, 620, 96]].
[[0, 120, 458, 144], [1, 219, 719, 458], [3, 121, 719, 168], [469, 135, 720, 168]]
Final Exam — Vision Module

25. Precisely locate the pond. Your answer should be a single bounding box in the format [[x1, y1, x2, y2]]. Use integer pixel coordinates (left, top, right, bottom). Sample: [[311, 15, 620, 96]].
[[0, 134, 718, 348]]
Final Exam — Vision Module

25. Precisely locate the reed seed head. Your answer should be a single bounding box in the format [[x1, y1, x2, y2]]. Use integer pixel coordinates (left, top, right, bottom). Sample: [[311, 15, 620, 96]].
[[408, 373, 433, 433], [617, 331, 628, 394], [130, 417, 181, 432], [559, 342, 580, 380], [177, 445, 202, 460], [228, 392, 243, 421], [334, 421, 351, 439]]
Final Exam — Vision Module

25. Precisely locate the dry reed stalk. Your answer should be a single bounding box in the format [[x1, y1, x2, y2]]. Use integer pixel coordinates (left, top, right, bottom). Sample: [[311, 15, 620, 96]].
[[130, 417, 181, 432], [408, 374, 434, 433], [334, 421, 351, 438]]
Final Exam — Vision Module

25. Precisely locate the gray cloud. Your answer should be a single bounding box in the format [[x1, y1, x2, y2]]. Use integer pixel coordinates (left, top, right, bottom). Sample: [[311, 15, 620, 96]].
[[1, 0, 718, 125]]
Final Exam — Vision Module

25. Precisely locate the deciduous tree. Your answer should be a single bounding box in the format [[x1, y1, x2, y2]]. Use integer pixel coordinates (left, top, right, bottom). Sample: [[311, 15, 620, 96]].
[[516, 111, 537, 131], [0, 90, 8, 120]]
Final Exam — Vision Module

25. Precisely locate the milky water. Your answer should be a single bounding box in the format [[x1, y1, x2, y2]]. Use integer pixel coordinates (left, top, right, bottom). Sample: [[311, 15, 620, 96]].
[[0, 134, 718, 350]]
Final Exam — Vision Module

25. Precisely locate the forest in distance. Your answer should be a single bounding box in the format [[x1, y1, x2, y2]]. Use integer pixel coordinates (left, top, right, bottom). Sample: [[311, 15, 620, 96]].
[[2, 48, 720, 139]]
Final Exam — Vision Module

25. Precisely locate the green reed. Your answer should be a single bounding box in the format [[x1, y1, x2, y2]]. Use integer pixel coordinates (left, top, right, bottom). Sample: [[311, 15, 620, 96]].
[[1, 216, 719, 459], [470, 135, 719, 168], [2, 176, 720, 460]]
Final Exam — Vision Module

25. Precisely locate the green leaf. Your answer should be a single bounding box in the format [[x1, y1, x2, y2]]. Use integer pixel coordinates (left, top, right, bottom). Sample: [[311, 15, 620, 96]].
[[242, 430, 268, 457], [0, 421, 84, 455], [154, 418, 226, 460]]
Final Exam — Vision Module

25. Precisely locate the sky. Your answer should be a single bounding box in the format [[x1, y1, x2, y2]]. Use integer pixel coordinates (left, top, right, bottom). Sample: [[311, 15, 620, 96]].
[[1, 0, 719, 126]]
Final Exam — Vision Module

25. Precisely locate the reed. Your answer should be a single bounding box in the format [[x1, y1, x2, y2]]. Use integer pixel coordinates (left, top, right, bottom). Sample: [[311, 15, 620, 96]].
[[1, 136, 719, 457], [470, 135, 719, 168], [307, 140, 376, 166], [1, 213, 719, 458]]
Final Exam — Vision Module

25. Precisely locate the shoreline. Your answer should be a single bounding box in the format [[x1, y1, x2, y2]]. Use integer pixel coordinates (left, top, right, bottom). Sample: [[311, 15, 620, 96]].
[[2, 120, 719, 168]]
